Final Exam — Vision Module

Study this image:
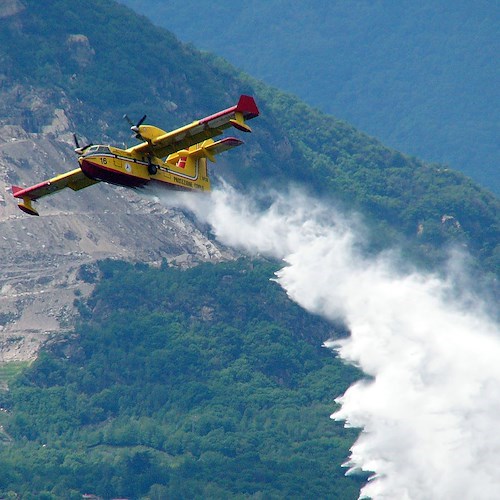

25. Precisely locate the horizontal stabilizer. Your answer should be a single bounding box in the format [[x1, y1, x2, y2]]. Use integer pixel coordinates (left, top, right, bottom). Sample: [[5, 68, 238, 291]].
[[205, 137, 244, 156], [166, 137, 243, 166]]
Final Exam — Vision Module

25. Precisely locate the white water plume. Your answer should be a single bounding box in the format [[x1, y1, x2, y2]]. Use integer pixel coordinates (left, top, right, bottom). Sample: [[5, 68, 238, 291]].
[[150, 184, 500, 499]]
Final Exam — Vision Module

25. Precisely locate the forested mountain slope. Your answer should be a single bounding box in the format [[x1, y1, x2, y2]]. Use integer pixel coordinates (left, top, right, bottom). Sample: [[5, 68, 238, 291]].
[[0, 0, 498, 277], [0, 259, 365, 498], [120, 0, 500, 194]]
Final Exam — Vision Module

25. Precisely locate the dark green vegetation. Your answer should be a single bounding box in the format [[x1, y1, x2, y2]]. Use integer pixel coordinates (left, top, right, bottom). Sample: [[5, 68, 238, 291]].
[[1, 0, 498, 276], [120, 0, 500, 194], [0, 362, 30, 390], [0, 259, 365, 498], [255, 84, 499, 276]]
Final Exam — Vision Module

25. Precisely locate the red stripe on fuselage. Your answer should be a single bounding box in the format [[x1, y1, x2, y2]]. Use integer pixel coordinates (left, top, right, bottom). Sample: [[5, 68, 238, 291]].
[[80, 159, 148, 188]]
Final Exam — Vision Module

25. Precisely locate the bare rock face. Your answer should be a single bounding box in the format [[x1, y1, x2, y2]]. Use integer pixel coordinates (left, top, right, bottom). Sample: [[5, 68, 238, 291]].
[[66, 34, 95, 68], [0, 0, 25, 19], [0, 109, 236, 363]]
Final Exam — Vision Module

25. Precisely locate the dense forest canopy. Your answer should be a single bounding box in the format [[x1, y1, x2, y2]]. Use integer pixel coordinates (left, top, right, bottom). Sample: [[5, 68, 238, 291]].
[[0, 259, 366, 498], [119, 0, 500, 194]]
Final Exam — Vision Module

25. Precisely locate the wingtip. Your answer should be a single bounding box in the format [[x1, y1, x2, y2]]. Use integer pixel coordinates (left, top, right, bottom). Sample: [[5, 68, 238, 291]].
[[11, 185, 24, 197], [236, 95, 260, 118], [230, 118, 252, 133], [222, 137, 245, 146]]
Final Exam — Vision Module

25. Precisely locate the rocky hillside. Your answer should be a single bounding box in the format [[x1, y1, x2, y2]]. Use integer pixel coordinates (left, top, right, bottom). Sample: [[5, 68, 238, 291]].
[[0, 87, 234, 363]]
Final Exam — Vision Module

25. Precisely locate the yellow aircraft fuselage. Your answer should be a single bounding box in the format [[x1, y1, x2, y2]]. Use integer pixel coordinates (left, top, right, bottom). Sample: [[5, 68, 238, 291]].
[[79, 144, 211, 192]]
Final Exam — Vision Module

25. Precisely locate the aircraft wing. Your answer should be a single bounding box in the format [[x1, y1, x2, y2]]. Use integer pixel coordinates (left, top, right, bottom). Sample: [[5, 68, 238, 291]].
[[12, 167, 98, 216], [128, 95, 259, 159]]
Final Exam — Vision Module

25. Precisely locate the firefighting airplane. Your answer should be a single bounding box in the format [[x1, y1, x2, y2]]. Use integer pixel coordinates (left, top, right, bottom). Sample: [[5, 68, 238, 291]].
[[12, 95, 259, 216]]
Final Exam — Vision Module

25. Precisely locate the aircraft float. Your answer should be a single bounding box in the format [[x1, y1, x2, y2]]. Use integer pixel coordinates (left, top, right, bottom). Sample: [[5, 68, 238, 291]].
[[12, 95, 259, 216]]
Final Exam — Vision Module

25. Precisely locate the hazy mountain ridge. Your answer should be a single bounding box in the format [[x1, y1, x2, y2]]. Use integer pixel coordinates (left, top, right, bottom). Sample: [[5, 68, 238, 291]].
[[254, 82, 499, 274], [119, 0, 499, 193]]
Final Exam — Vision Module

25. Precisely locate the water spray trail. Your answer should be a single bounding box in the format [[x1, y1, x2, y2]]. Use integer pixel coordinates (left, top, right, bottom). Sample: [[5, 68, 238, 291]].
[[153, 184, 500, 499]]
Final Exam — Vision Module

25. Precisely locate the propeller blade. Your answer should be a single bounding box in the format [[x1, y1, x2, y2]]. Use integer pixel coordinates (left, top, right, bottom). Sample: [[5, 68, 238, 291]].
[[124, 113, 147, 139], [73, 133, 93, 154], [136, 114, 147, 127], [123, 114, 134, 127]]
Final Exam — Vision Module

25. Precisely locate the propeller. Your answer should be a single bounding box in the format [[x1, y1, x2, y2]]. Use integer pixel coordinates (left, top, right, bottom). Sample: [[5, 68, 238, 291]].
[[123, 114, 147, 139], [73, 133, 93, 155]]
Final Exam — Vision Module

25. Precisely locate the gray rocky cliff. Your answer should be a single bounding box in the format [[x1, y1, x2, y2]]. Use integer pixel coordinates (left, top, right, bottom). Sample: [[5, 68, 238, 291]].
[[0, 94, 236, 363]]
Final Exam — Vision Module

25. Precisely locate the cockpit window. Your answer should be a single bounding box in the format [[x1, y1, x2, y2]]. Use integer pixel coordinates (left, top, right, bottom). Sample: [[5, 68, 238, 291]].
[[85, 145, 110, 155]]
